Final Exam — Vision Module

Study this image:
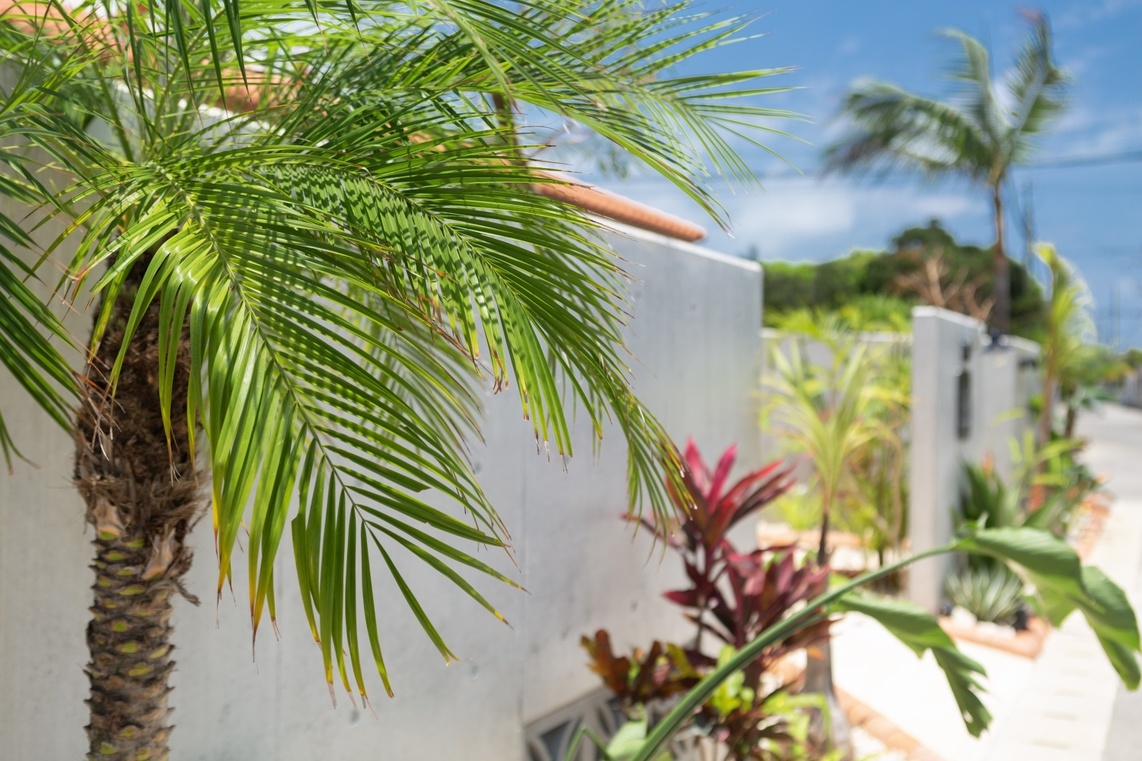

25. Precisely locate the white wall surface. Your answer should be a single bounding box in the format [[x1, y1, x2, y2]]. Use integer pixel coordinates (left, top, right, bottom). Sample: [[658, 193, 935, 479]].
[[0, 218, 765, 760], [906, 307, 1039, 612]]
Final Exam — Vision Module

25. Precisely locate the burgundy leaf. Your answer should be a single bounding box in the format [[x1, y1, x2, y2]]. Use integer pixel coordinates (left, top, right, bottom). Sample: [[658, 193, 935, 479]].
[[706, 443, 737, 505], [683, 437, 710, 495], [663, 588, 700, 608]]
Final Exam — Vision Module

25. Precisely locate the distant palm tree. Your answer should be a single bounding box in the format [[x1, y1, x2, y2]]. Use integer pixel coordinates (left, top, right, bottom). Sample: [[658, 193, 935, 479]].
[[824, 13, 1067, 334], [0, 1, 794, 758]]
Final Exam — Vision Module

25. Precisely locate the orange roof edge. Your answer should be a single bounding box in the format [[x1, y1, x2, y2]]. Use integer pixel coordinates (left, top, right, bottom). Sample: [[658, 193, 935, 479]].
[[533, 175, 707, 243]]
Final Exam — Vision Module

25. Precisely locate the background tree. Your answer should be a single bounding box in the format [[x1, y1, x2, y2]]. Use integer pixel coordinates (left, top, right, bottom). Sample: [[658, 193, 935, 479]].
[[0, 1, 794, 758], [824, 12, 1067, 335], [763, 330, 890, 758], [762, 221, 1044, 335]]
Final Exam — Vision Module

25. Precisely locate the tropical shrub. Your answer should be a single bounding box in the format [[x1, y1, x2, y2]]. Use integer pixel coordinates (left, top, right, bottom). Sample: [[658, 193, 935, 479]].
[[958, 434, 1096, 544], [582, 440, 836, 760], [764, 325, 911, 570], [617, 526, 1142, 761], [761, 222, 1045, 336]]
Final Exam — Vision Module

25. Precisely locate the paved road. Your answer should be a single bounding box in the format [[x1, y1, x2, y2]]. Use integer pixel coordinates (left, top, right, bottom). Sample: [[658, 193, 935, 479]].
[[1087, 405, 1142, 761]]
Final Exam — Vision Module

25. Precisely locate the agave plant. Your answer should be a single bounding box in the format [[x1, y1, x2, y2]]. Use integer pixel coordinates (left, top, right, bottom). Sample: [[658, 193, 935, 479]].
[[945, 566, 1027, 627]]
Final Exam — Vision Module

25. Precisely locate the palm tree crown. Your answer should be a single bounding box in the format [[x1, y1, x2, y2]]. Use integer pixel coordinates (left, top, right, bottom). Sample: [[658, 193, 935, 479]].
[[825, 14, 1067, 333], [0, 3, 795, 750]]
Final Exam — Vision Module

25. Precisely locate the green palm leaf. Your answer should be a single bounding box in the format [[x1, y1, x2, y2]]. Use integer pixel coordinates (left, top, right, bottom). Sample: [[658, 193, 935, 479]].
[[0, 0, 794, 703]]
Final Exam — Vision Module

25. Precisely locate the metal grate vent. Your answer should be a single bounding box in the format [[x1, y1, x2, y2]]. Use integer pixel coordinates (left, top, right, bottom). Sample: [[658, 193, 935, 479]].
[[524, 688, 625, 761]]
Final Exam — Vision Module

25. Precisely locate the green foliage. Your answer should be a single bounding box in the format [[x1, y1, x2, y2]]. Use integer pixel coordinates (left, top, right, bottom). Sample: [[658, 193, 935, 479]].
[[1, 0, 798, 703], [832, 591, 991, 737], [0, 241, 76, 466], [761, 251, 878, 317], [1036, 243, 1100, 439], [626, 526, 1142, 761], [945, 566, 1026, 626], [957, 434, 1095, 551], [764, 324, 910, 563], [763, 222, 1044, 336], [763, 337, 881, 545]]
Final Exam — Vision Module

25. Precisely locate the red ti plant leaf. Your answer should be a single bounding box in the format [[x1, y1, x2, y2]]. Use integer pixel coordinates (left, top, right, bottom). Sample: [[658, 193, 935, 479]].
[[580, 630, 700, 706], [684, 438, 712, 497], [663, 588, 701, 607], [706, 443, 738, 507], [585, 439, 830, 755]]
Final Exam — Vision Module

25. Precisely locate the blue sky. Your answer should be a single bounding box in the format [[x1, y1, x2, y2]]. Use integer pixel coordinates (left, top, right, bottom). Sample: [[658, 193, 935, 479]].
[[585, 0, 1142, 345]]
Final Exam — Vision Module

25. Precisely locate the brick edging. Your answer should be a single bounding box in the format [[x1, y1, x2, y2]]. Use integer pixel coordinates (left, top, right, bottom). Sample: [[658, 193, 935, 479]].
[[836, 687, 944, 761]]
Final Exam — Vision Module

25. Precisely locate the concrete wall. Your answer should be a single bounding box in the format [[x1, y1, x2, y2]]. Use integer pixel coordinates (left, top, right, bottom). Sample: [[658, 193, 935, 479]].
[[1118, 369, 1142, 409], [906, 307, 1040, 612], [0, 217, 764, 759]]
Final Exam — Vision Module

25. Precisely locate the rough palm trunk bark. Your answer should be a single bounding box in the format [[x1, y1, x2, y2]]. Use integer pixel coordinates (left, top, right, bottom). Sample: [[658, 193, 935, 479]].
[[991, 182, 1010, 336], [75, 256, 202, 761]]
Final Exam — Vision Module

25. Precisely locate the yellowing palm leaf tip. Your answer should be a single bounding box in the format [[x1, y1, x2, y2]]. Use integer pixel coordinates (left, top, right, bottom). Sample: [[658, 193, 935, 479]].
[[0, 0, 794, 749]]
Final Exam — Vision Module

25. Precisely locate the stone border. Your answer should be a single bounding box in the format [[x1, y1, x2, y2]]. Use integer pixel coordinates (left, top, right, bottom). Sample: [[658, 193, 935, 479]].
[[1072, 496, 1110, 561], [836, 688, 944, 761], [756, 526, 866, 550]]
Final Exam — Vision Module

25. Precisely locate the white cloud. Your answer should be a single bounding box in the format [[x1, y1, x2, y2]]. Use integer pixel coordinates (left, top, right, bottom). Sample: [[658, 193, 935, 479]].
[[605, 176, 983, 261], [722, 181, 980, 257], [1058, 0, 1142, 30], [1052, 105, 1142, 156]]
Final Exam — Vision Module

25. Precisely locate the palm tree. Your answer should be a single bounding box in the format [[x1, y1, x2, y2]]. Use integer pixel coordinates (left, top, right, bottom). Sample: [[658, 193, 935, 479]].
[[0, 1, 794, 758], [1035, 243, 1096, 443], [824, 13, 1067, 335], [763, 331, 885, 759]]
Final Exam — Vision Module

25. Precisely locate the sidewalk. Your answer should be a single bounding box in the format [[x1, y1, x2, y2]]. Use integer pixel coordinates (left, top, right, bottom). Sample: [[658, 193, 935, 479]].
[[831, 404, 1142, 761]]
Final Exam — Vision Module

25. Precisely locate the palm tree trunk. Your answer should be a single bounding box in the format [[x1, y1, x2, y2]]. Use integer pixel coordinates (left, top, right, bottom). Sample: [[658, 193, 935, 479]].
[[1038, 375, 1055, 446], [803, 642, 853, 760], [991, 182, 1010, 335], [1064, 404, 1078, 440], [804, 496, 853, 760], [75, 257, 202, 761]]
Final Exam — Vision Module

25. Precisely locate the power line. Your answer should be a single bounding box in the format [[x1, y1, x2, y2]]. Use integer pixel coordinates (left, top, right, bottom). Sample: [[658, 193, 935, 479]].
[[1022, 149, 1142, 169]]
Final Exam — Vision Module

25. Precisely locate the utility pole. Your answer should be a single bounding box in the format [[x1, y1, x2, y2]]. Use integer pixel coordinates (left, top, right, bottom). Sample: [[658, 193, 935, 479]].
[[1112, 282, 1121, 352], [1021, 181, 1035, 269]]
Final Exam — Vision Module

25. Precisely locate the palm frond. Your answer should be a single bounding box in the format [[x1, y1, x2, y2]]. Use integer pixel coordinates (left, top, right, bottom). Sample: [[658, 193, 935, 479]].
[[824, 80, 995, 181], [941, 28, 1003, 150], [1004, 16, 1068, 164], [0, 0, 795, 702]]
